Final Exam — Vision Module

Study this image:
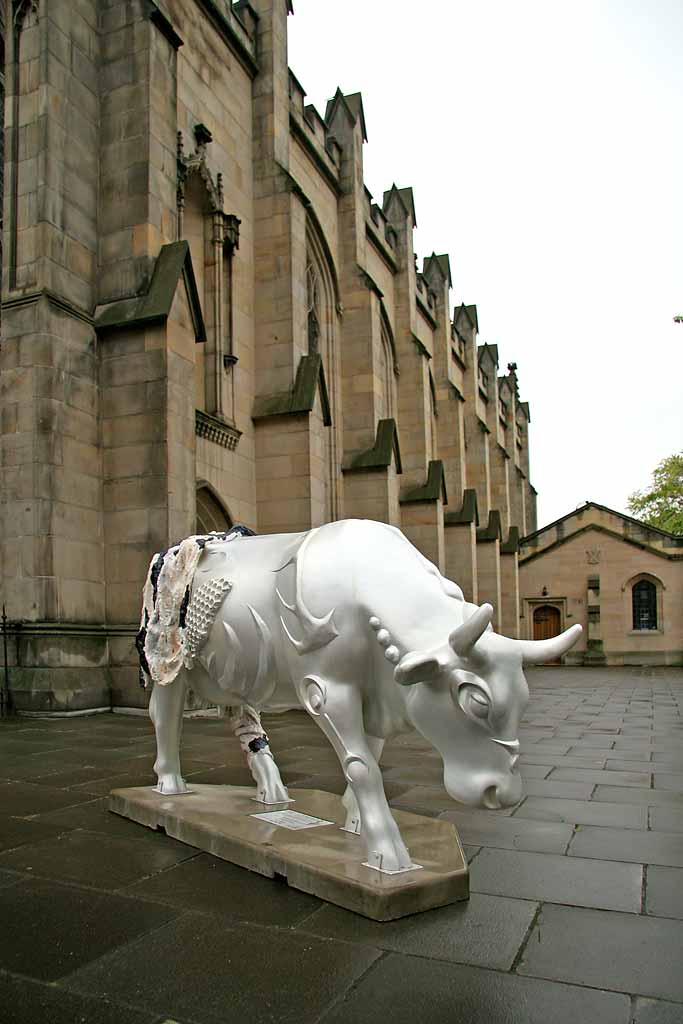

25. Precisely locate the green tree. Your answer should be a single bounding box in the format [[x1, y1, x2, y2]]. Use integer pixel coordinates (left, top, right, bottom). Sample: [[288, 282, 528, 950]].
[[627, 452, 683, 534]]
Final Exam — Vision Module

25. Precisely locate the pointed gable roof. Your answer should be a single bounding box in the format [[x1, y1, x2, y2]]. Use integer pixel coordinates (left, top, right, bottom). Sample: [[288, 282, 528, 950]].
[[423, 252, 452, 288], [325, 88, 367, 141], [95, 241, 206, 342], [478, 342, 498, 368], [343, 92, 367, 141], [382, 184, 417, 228], [454, 302, 478, 333]]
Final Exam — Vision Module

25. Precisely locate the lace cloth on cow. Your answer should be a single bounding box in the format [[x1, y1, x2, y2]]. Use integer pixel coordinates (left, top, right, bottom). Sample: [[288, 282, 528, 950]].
[[136, 526, 255, 688]]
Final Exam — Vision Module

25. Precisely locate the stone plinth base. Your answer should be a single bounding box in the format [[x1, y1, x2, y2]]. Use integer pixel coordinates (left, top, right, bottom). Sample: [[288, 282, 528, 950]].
[[109, 784, 469, 921]]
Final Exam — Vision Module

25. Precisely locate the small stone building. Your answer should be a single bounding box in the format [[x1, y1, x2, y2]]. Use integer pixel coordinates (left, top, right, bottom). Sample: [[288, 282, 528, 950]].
[[519, 503, 683, 666], [0, 0, 537, 713]]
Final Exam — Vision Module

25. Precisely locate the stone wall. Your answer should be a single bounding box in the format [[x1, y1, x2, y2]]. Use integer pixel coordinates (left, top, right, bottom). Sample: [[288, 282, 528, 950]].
[[1, 0, 538, 713]]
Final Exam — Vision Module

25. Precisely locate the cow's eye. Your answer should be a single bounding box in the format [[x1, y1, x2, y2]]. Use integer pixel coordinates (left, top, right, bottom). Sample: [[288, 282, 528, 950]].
[[458, 684, 491, 720]]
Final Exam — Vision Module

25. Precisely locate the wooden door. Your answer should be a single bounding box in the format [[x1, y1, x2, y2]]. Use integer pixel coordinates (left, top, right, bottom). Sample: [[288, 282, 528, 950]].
[[533, 605, 562, 664]]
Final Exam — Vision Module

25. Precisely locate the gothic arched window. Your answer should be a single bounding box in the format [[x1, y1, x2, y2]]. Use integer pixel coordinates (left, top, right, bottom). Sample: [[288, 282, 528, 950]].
[[306, 261, 321, 355], [378, 315, 396, 421], [305, 217, 340, 522], [632, 579, 657, 631], [196, 484, 232, 535]]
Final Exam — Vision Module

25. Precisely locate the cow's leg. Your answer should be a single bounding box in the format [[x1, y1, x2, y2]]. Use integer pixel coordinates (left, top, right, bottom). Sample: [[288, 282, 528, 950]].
[[149, 675, 189, 795], [342, 735, 384, 835], [230, 704, 290, 804], [299, 675, 412, 872]]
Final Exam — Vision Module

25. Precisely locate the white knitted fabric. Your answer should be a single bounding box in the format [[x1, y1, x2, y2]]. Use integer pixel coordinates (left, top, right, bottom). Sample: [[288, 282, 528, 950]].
[[141, 537, 203, 686]]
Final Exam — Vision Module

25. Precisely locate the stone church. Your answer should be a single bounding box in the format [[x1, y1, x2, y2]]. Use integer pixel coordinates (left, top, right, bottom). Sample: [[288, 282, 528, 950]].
[[0, 0, 537, 714]]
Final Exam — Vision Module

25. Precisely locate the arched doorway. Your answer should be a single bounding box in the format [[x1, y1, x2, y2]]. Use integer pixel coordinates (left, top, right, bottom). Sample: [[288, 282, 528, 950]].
[[196, 485, 232, 535], [533, 605, 562, 664], [533, 605, 561, 640]]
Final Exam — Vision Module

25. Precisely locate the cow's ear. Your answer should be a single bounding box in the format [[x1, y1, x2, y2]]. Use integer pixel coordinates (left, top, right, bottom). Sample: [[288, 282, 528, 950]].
[[394, 651, 443, 686]]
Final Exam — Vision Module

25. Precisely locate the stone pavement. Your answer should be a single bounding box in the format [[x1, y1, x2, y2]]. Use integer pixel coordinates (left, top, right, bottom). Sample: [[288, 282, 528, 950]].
[[1, 666, 682, 1024]]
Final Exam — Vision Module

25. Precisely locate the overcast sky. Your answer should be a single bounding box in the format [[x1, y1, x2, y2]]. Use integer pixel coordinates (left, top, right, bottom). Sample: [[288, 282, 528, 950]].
[[288, 0, 683, 530]]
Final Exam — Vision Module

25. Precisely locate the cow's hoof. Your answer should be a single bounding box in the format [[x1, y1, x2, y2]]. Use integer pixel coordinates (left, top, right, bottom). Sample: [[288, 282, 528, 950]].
[[250, 752, 291, 804], [341, 786, 362, 834], [154, 774, 189, 795], [363, 833, 413, 873]]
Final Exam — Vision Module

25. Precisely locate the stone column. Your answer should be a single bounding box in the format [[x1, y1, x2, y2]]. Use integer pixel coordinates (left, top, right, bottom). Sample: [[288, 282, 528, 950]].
[[0, 0, 108, 712], [500, 528, 520, 638], [476, 511, 503, 632], [444, 489, 479, 602], [584, 574, 607, 665], [400, 461, 447, 571]]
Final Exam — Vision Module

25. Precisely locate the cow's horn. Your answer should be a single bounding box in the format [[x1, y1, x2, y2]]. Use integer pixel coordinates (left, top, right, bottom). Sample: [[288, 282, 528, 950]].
[[516, 623, 583, 665], [449, 603, 494, 657]]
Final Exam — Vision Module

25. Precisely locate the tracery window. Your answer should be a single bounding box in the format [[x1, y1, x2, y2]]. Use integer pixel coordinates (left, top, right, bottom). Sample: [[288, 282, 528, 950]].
[[378, 316, 396, 421], [306, 262, 320, 355], [177, 128, 240, 425], [305, 216, 341, 523], [632, 580, 657, 631]]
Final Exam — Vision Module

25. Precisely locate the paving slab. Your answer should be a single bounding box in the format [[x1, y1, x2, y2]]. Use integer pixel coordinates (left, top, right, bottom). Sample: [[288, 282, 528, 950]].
[[512, 796, 648, 829], [520, 753, 607, 769], [517, 778, 596, 800], [549, 767, 651, 787], [522, 741, 573, 754], [654, 774, 683, 791], [645, 866, 683, 920], [652, 753, 683, 765], [125, 851, 321, 926], [518, 763, 555, 778], [470, 847, 642, 911], [18, 764, 128, 788], [0, 868, 24, 890], [0, 878, 181, 982], [606, 759, 656, 772], [517, 903, 683, 1002], [568, 825, 683, 867], [650, 807, 683, 833], [297, 891, 537, 970], [593, 786, 683, 807], [65, 912, 381, 1024], [0, 826, 200, 888], [0, 814, 70, 853], [0, 973, 159, 1024], [110, 784, 469, 922], [632, 997, 683, 1023], [0, 780, 103, 816], [319, 952, 631, 1024], [569, 736, 617, 747], [437, 809, 573, 853]]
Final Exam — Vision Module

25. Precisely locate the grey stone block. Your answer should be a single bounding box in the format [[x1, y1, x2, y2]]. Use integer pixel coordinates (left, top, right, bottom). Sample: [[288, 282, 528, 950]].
[[512, 796, 648, 830], [470, 847, 642, 912], [320, 953, 631, 1024], [568, 826, 683, 867], [65, 912, 381, 1024], [646, 866, 683, 920], [296, 891, 538, 970], [518, 903, 683, 1002], [438, 809, 573, 854], [0, 878, 181, 982]]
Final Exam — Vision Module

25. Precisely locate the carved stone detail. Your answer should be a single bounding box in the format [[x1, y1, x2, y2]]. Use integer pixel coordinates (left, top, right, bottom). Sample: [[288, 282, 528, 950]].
[[195, 409, 241, 451]]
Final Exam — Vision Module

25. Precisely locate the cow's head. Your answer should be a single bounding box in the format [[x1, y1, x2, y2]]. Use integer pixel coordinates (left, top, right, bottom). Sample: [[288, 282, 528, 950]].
[[393, 604, 581, 809]]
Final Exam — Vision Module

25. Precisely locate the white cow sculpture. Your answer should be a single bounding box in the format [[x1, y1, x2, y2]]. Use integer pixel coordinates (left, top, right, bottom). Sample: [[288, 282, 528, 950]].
[[139, 519, 581, 873]]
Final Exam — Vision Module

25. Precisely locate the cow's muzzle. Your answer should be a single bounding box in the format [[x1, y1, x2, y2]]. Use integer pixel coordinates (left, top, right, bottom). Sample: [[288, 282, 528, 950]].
[[481, 772, 523, 809]]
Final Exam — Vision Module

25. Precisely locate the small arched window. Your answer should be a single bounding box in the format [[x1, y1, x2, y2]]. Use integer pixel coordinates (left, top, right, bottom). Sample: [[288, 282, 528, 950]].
[[196, 485, 232, 536], [632, 579, 657, 631]]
